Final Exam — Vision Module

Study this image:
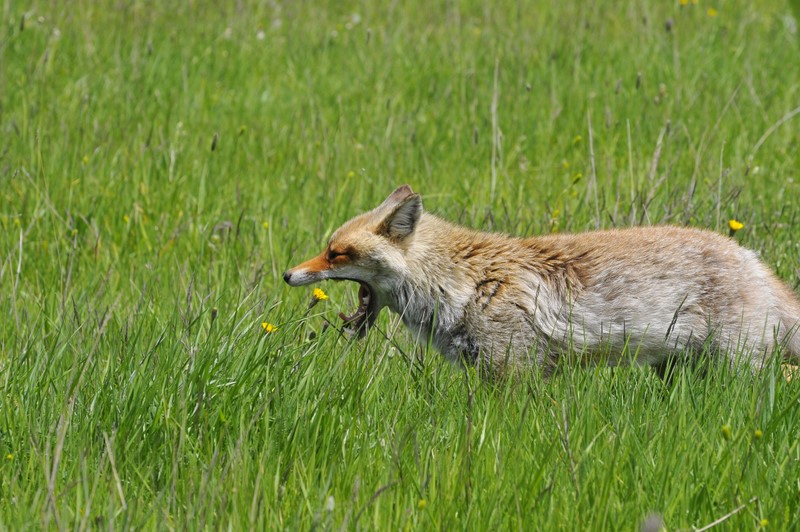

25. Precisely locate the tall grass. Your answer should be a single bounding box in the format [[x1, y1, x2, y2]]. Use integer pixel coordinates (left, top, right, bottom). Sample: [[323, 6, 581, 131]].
[[1, 0, 799, 529]]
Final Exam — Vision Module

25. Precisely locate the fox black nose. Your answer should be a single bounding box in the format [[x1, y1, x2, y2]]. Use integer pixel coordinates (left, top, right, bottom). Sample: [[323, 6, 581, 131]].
[[283, 271, 291, 284]]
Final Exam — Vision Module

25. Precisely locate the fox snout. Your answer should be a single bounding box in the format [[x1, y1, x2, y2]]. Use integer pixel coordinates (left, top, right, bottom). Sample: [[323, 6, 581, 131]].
[[284, 252, 334, 286], [283, 267, 316, 286], [283, 265, 320, 286], [283, 268, 319, 286]]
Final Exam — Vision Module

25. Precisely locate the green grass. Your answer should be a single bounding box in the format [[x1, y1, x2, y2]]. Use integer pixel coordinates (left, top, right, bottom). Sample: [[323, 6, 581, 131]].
[[2, 0, 800, 529]]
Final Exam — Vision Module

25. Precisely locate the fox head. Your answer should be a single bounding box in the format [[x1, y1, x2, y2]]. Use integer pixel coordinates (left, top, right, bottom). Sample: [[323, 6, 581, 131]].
[[283, 185, 423, 335]]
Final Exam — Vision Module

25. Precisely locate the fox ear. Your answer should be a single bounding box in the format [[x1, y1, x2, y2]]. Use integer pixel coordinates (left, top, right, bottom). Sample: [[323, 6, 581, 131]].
[[378, 193, 422, 240], [378, 184, 416, 209]]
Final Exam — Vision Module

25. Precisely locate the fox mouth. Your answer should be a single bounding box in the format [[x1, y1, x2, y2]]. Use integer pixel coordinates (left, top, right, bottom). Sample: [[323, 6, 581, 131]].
[[338, 282, 377, 338]]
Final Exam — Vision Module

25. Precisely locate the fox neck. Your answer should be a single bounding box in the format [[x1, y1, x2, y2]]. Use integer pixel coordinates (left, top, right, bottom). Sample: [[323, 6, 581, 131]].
[[378, 214, 476, 352]]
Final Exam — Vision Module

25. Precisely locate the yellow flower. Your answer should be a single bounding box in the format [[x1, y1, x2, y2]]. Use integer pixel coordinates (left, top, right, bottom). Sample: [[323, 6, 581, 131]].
[[123, 215, 130, 224], [728, 219, 744, 232], [680, 0, 688, 5], [262, 221, 269, 230], [707, 7, 718, 17], [347, 170, 355, 179], [313, 288, 328, 301], [721, 424, 732, 441], [572, 135, 582, 145], [417, 499, 427, 510], [261, 322, 277, 333], [760, 518, 769, 527], [754, 429, 763, 440], [5, 453, 12, 460]]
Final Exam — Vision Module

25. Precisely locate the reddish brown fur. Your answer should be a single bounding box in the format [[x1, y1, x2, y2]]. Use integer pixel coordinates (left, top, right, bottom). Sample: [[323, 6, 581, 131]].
[[285, 186, 800, 376]]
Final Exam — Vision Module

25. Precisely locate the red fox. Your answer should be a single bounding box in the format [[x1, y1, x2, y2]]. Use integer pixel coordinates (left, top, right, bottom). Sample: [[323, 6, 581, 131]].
[[284, 185, 800, 377]]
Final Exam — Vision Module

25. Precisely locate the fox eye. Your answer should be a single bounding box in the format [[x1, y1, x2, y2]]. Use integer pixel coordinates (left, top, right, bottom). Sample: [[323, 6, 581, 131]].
[[327, 248, 348, 262]]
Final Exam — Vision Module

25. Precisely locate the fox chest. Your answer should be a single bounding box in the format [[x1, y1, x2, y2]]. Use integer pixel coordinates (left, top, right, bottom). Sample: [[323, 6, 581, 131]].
[[393, 299, 483, 365]]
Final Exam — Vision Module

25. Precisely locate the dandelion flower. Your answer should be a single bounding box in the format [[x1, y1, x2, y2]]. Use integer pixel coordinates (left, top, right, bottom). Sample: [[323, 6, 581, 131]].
[[417, 499, 428, 510], [308, 287, 329, 309], [261, 322, 277, 333], [262, 222, 269, 230], [6, 453, 12, 460], [760, 518, 769, 527], [313, 288, 329, 301], [728, 219, 744, 233], [707, 7, 718, 17], [721, 424, 732, 441], [754, 429, 763, 440]]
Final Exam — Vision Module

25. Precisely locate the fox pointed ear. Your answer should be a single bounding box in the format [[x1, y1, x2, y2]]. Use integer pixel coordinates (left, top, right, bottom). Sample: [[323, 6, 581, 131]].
[[377, 192, 422, 240], [378, 184, 416, 210]]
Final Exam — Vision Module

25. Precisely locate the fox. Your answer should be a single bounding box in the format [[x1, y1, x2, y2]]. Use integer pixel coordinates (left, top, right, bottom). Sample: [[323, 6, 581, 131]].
[[284, 185, 800, 377]]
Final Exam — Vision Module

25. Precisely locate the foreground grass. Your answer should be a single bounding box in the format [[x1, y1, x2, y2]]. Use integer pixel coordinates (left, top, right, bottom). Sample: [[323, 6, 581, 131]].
[[1, 0, 799, 529]]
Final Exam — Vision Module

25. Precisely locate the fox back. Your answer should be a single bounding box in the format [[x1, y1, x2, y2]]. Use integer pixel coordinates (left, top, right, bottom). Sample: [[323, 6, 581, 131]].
[[284, 185, 800, 376]]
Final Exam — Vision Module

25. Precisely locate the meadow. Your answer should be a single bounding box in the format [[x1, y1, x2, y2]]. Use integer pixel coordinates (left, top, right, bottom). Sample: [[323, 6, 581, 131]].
[[1, 0, 800, 529]]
